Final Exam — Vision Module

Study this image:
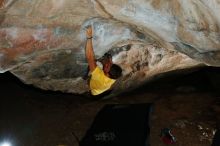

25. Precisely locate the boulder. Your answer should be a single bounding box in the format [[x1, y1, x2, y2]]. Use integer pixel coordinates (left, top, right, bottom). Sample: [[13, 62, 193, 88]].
[[1, 0, 219, 95]]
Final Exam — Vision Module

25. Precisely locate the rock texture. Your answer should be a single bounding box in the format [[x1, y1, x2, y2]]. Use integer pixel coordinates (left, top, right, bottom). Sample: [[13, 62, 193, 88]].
[[0, 0, 219, 95]]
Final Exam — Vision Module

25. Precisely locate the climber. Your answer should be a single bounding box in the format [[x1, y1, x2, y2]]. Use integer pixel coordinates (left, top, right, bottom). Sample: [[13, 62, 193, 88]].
[[84, 25, 122, 97]]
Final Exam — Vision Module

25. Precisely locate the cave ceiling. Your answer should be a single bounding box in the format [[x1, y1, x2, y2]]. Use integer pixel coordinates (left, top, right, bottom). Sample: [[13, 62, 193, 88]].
[[0, 0, 219, 95]]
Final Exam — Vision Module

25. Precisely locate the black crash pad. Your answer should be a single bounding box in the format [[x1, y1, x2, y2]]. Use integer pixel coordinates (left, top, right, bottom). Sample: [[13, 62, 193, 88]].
[[80, 103, 153, 146]]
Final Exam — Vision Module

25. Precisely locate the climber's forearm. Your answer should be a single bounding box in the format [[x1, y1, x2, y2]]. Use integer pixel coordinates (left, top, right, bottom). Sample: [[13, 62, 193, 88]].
[[85, 38, 96, 72], [85, 39, 94, 61]]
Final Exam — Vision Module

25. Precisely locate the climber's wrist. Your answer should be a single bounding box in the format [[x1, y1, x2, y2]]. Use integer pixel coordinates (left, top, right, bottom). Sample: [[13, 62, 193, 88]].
[[87, 36, 93, 39]]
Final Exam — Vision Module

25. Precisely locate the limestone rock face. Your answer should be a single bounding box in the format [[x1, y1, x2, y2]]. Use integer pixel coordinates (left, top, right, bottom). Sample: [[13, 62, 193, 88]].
[[0, 0, 219, 95]]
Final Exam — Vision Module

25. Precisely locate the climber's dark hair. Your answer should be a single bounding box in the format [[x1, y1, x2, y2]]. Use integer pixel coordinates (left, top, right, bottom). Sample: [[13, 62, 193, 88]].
[[109, 64, 122, 79]]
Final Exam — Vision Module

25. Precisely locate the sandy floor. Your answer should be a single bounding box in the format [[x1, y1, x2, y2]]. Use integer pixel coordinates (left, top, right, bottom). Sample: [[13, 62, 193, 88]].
[[0, 67, 220, 146]]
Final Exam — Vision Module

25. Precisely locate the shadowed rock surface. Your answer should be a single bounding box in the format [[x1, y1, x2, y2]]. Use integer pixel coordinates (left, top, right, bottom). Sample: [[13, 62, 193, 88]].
[[0, 0, 220, 94]]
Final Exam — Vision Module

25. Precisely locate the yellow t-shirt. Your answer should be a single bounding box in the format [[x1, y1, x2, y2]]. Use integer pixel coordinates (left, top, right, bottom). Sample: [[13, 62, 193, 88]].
[[90, 67, 116, 95]]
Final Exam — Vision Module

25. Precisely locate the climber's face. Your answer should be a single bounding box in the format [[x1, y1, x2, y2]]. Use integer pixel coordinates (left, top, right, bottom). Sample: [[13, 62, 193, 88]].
[[102, 57, 112, 76]]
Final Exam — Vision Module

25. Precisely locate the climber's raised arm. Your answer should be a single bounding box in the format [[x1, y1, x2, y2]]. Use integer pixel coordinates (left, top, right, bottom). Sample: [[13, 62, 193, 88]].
[[85, 26, 97, 72]]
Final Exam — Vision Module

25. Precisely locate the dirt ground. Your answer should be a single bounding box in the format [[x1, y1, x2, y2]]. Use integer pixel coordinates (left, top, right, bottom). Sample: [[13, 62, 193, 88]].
[[0, 67, 220, 146]]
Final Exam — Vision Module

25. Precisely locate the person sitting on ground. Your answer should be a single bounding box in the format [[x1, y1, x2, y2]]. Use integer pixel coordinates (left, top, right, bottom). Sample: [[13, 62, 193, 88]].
[[85, 25, 122, 96]]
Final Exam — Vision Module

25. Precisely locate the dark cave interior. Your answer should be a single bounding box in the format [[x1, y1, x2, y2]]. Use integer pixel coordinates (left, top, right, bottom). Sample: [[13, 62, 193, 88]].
[[0, 67, 220, 146]]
